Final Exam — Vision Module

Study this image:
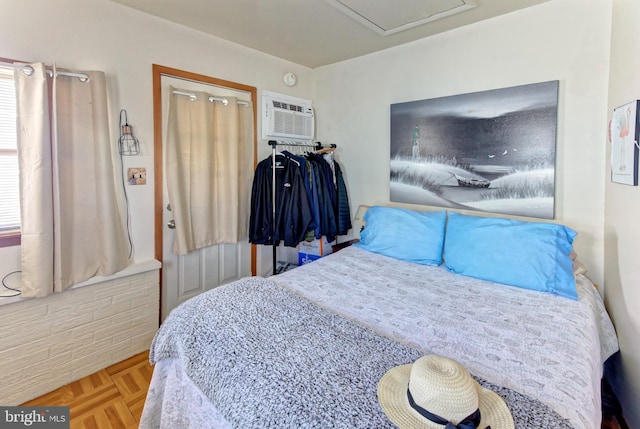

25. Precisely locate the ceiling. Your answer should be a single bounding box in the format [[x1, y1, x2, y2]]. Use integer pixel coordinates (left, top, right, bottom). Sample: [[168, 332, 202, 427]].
[[111, 0, 550, 68]]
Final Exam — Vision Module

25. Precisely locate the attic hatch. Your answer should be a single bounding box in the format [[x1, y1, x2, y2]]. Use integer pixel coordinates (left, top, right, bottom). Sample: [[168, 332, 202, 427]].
[[324, 0, 477, 36]]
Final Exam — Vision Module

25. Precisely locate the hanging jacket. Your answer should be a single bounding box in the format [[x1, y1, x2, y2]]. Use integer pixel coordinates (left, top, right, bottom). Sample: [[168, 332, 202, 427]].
[[335, 162, 352, 236], [320, 152, 351, 237], [249, 154, 313, 247], [248, 156, 274, 245], [307, 154, 338, 241], [275, 156, 314, 246], [283, 151, 318, 235]]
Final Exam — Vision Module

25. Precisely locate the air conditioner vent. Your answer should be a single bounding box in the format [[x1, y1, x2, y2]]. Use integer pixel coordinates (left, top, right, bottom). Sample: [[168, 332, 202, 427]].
[[273, 101, 304, 113], [262, 90, 314, 141]]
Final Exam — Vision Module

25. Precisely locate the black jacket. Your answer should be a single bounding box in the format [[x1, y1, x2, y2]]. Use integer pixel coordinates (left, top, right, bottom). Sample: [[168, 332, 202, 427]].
[[335, 161, 352, 236], [249, 155, 313, 247]]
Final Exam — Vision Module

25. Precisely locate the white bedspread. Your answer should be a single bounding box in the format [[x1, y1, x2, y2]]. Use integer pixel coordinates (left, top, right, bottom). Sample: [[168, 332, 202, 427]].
[[271, 246, 619, 429]]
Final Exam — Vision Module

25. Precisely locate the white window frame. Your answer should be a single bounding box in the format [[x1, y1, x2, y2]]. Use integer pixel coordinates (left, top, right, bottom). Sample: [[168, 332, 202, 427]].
[[0, 63, 21, 247]]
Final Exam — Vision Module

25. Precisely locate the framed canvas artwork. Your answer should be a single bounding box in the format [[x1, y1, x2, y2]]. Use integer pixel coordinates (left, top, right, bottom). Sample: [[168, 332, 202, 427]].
[[390, 81, 559, 219], [611, 100, 639, 186]]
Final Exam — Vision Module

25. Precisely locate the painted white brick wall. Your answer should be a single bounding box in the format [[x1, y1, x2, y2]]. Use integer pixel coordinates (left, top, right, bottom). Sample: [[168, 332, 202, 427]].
[[0, 269, 159, 405]]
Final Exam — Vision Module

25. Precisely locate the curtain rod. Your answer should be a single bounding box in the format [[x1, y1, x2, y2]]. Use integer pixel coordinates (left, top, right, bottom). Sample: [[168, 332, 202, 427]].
[[0, 61, 89, 81], [172, 90, 249, 106]]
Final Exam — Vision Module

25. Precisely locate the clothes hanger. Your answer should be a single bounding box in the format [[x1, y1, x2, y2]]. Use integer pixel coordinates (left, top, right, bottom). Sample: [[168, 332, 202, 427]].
[[314, 143, 337, 155], [274, 146, 300, 167], [315, 147, 336, 155]]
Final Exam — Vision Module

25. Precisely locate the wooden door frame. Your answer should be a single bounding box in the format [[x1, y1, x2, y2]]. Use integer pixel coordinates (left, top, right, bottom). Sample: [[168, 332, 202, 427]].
[[152, 64, 258, 318]]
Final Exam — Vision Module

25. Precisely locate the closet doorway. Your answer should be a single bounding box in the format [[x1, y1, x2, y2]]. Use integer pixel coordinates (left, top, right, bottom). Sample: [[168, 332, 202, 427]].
[[152, 65, 257, 321]]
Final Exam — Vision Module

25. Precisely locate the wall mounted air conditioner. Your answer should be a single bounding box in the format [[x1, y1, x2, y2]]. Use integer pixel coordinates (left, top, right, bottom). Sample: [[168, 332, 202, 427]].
[[261, 90, 314, 142]]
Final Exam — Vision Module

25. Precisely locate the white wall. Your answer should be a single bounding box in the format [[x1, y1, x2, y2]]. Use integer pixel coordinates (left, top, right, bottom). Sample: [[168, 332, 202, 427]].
[[0, 0, 313, 402], [605, 0, 640, 426], [313, 0, 612, 287]]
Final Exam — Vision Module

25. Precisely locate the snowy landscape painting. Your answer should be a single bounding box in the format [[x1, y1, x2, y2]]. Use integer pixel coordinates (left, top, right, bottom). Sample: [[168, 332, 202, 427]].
[[390, 80, 559, 219]]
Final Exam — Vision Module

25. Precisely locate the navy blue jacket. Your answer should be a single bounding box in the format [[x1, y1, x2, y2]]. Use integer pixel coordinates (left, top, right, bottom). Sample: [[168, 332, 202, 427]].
[[249, 155, 313, 247]]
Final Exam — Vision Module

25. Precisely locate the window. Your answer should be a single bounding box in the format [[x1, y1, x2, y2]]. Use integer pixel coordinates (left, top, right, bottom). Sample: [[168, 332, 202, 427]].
[[0, 65, 20, 246]]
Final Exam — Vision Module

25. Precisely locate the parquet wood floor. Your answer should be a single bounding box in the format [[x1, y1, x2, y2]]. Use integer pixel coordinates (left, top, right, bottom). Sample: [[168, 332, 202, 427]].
[[22, 351, 153, 429], [19, 349, 626, 429]]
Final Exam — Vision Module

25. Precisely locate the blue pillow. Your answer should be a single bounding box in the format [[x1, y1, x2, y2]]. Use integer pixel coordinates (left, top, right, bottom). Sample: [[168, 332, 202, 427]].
[[443, 212, 578, 300], [355, 206, 446, 266]]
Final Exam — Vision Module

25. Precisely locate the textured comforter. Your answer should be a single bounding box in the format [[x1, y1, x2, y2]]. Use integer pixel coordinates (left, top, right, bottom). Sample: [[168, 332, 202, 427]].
[[148, 277, 573, 428], [273, 247, 619, 429], [141, 246, 618, 429]]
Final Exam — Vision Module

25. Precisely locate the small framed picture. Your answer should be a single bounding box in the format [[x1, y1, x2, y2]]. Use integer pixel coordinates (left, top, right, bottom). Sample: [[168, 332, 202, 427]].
[[611, 100, 639, 185]]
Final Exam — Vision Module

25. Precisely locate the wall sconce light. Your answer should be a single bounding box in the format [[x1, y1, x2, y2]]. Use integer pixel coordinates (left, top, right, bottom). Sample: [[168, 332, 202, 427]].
[[118, 109, 140, 156]]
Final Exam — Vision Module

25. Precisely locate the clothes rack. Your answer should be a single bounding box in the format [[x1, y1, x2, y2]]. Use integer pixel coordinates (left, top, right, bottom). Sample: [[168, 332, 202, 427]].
[[267, 140, 337, 275]]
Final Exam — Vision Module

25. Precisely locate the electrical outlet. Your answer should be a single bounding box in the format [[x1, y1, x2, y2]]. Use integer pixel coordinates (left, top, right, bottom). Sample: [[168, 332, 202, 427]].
[[127, 168, 146, 185]]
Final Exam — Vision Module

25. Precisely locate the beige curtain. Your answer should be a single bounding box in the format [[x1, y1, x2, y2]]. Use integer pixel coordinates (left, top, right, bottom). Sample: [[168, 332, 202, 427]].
[[166, 86, 254, 255], [15, 63, 130, 298]]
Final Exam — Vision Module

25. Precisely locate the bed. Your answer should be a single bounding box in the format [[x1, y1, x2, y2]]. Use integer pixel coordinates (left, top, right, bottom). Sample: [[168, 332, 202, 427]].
[[140, 208, 618, 429]]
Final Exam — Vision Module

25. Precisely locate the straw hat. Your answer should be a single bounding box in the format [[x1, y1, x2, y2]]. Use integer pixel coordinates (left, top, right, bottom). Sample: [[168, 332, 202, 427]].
[[378, 355, 514, 429]]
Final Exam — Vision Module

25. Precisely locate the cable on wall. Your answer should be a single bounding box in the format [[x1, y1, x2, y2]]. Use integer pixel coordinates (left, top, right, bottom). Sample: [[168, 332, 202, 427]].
[[1, 271, 21, 297], [117, 110, 137, 259]]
